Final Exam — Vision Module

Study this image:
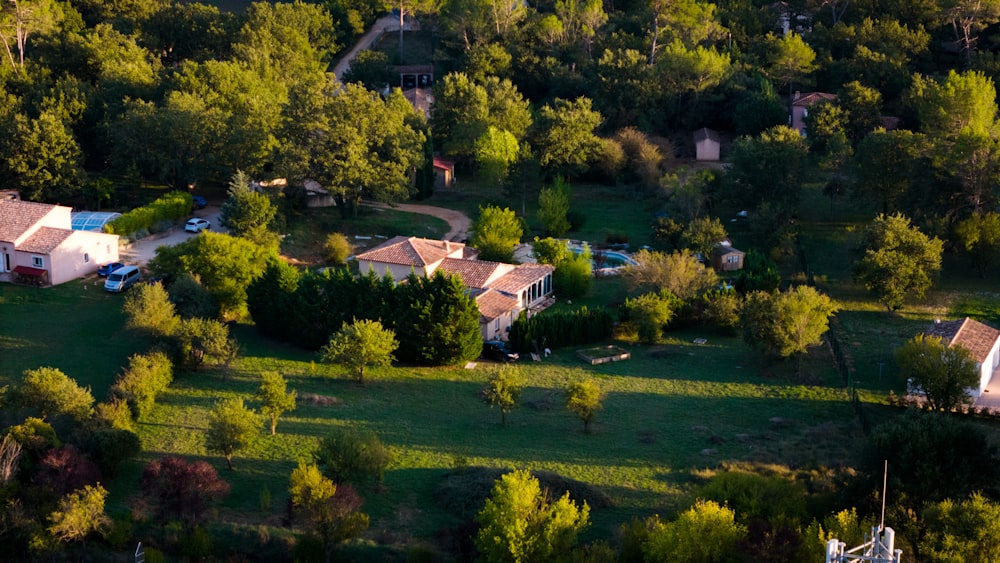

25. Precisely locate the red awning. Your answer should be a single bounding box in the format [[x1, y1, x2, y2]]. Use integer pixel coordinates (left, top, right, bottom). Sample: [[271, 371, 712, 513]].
[[12, 265, 46, 277]]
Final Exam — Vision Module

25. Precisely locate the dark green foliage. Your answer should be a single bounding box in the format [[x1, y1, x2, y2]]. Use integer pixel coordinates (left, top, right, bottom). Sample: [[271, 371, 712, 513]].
[[246, 257, 302, 341], [735, 250, 781, 294], [508, 307, 614, 353], [110, 351, 173, 419], [105, 192, 193, 238], [865, 411, 999, 509], [314, 427, 393, 487], [81, 428, 141, 478], [697, 471, 808, 527], [341, 49, 394, 90], [699, 288, 740, 333], [167, 273, 221, 320], [395, 272, 483, 365]]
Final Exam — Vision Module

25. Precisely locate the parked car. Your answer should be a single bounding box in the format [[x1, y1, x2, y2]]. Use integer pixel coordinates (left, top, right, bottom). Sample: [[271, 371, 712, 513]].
[[481, 340, 519, 362], [192, 195, 208, 209], [104, 265, 141, 292], [185, 218, 211, 233], [97, 261, 125, 277]]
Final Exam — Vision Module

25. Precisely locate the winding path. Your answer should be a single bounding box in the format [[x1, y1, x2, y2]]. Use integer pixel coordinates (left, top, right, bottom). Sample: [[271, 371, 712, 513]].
[[363, 201, 471, 241], [332, 14, 400, 84]]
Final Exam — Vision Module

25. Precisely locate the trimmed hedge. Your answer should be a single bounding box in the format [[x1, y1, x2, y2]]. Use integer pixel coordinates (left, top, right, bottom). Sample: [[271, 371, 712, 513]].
[[106, 192, 192, 239], [508, 306, 614, 353]]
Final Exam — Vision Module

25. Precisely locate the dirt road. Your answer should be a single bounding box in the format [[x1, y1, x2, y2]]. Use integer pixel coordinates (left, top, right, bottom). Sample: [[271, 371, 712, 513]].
[[363, 202, 471, 241], [332, 14, 400, 84]]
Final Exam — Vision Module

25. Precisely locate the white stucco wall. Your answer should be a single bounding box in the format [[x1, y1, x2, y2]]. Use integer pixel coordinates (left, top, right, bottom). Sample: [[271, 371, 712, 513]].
[[49, 231, 119, 285]]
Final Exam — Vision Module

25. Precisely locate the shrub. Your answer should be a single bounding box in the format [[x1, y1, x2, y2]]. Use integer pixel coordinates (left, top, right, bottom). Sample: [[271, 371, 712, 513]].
[[324, 233, 353, 266], [106, 192, 192, 239], [509, 307, 614, 352], [315, 427, 393, 487], [111, 352, 173, 419], [605, 232, 629, 245]]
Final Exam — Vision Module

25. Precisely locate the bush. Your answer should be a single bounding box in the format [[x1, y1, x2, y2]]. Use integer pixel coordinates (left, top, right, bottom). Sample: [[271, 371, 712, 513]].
[[106, 192, 192, 239], [605, 232, 629, 245], [324, 233, 353, 266], [508, 307, 614, 353], [315, 427, 393, 487], [111, 352, 173, 419]]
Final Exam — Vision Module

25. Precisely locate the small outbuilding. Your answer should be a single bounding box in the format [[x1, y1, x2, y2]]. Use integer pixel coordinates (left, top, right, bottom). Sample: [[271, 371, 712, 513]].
[[712, 241, 745, 272], [433, 156, 456, 189], [693, 128, 721, 161]]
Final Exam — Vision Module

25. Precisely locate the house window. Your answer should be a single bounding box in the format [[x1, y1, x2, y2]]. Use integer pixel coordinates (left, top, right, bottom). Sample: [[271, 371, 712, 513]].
[[31, 256, 44, 268], [495, 318, 500, 331], [84, 253, 90, 263]]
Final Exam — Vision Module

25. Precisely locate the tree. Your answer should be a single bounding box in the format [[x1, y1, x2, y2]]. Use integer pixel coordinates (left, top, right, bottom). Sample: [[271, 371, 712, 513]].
[[111, 351, 173, 420], [734, 250, 781, 294], [341, 49, 394, 91], [166, 273, 221, 320], [626, 291, 678, 343], [772, 286, 838, 374], [565, 379, 603, 433], [0, 111, 83, 202], [321, 319, 398, 384], [908, 70, 998, 139], [176, 317, 239, 372], [644, 500, 746, 562], [852, 129, 927, 214], [470, 205, 523, 262], [765, 32, 816, 98], [35, 445, 102, 497], [623, 249, 718, 300], [19, 367, 94, 422], [941, 0, 1000, 62], [288, 463, 369, 563], [534, 97, 603, 177], [433, 72, 490, 157], [538, 177, 571, 237], [123, 282, 180, 339], [475, 126, 520, 186], [475, 469, 590, 562], [148, 231, 270, 318], [141, 456, 230, 529], [0, 0, 62, 74], [481, 365, 525, 426], [555, 244, 593, 299], [314, 427, 393, 486], [256, 372, 297, 436], [896, 334, 979, 412], [921, 493, 1000, 562], [219, 169, 278, 240], [47, 484, 110, 547], [681, 217, 727, 264], [955, 211, 1000, 277], [205, 398, 260, 470], [727, 125, 809, 214], [323, 233, 353, 266], [853, 213, 943, 311]]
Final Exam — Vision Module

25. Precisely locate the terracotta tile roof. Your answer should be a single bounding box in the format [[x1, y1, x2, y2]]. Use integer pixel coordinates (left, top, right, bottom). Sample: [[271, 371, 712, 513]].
[[0, 199, 57, 243], [475, 288, 519, 322], [926, 317, 1000, 363], [792, 92, 837, 107], [18, 226, 73, 254], [355, 236, 465, 267], [489, 263, 554, 294], [438, 258, 512, 289]]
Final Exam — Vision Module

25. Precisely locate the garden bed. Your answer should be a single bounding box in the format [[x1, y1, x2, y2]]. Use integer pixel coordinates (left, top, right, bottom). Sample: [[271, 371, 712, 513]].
[[577, 345, 631, 365]]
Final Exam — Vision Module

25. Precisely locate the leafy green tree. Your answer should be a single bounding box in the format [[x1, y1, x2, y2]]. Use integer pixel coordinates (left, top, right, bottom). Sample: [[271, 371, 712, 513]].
[[731, 75, 788, 136], [655, 41, 731, 129], [538, 177, 571, 237], [111, 352, 173, 420], [471, 205, 523, 262], [734, 250, 781, 294], [896, 334, 979, 412], [246, 256, 302, 341], [772, 285, 838, 373], [0, 111, 83, 202], [623, 249, 717, 300], [123, 282, 180, 339], [19, 367, 94, 422], [475, 126, 519, 186], [727, 125, 809, 214], [766, 32, 816, 97], [698, 470, 808, 527], [532, 237, 572, 266], [205, 398, 260, 470], [681, 217, 727, 264], [149, 231, 271, 318], [475, 469, 590, 562], [321, 319, 398, 384], [921, 493, 1000, 562], [853, 213, 943, 311], [256, 372, 297, 436], [626, 291, 677, 343], [166, 273, 221, 320], [232, 1, 338, 85], [644, 500, 746, 562], [341, 49, 394, 91], [47, 484, 110, 547], [555, 244, 593, 299], [942, 0, 1000, 62], [323, 233, 353, 266], [288, 463, 369, 563], [534, 97, 603, 177], [176, 317, 239, 373], [955, 211, 1000, 277], [565, 379, 603, 433], [314, 427, 393, 486], [852, 129, 927, 214], [483, 76, 533, 142], [481, 365, 526, 426], [433, 72, 490, 157], [865, 411, 998, 509], [0, 0, 62, 74], [908, 70, 998, 138], [220, 169, 278, 240]]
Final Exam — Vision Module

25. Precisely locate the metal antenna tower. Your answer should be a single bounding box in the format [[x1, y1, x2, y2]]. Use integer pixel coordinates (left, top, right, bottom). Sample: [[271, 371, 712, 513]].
[[825, 460, 903, 563]]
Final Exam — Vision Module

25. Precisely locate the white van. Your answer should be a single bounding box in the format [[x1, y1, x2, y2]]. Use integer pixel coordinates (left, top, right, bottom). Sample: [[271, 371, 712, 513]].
[[104, 265, 141, 292]]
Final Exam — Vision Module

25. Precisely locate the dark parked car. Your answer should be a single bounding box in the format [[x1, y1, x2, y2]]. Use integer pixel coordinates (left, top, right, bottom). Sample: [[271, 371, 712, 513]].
[[482, 340, 518, 362], [97, 262, 125, 277], [192, 195, 207, 209]]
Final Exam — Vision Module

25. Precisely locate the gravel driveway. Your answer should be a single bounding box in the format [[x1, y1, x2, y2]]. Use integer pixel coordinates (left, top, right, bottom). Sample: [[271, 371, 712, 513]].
[[119, 207, 224, 265]]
